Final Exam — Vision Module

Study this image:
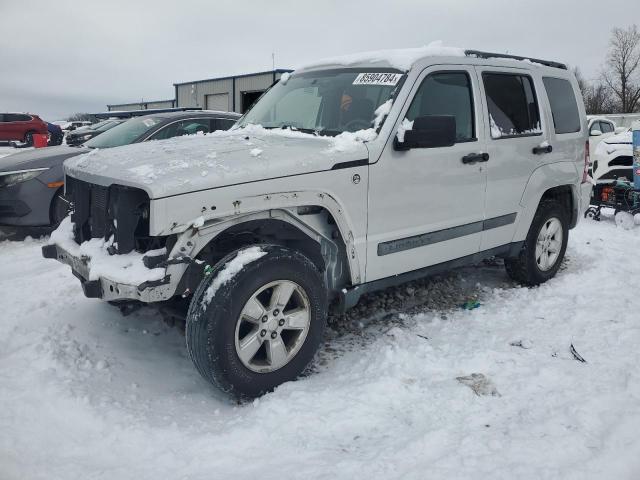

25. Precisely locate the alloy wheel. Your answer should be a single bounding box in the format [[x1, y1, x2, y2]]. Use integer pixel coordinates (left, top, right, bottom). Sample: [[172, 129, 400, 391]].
[[234, 280, 311, 373]]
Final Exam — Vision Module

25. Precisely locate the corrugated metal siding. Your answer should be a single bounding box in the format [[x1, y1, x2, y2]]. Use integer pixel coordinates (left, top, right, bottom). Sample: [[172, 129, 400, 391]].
[[108, 103, 143, 111], [108, 100, 175, 111], [146, 100, 175, 109], [205, 93, 230, 111], [177, 79, 233, 110], [234, 73, 274, 113]]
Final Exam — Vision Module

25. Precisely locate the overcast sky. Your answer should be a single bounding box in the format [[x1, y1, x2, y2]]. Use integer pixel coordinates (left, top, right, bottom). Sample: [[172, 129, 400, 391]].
[[1, 0, 638, 120]]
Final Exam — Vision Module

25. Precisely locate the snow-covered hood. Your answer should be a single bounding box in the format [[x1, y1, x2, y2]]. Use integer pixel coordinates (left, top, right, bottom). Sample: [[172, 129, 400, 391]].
[[603, 131, 632, 145], [64, 125, 371, 199]]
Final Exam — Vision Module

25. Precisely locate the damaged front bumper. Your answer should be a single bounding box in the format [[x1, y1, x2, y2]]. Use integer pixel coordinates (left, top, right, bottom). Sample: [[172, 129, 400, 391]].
[[41, 243, 181, 302]]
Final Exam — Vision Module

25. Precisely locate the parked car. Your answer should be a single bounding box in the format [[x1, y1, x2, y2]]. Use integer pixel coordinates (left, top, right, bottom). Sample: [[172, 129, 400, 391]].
[[0, 113, 48, 146], [43, 48, 590, 399], [46, 122, 64, 146], [65, 119, 124, 146], [0, 110, 240, 228], [587, 116, 618, 159], [61, 121, 93, 132], [592, 128, 633, 183]]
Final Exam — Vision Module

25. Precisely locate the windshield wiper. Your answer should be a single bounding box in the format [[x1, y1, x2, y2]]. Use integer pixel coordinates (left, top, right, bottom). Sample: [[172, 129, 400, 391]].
[[262, 125, 320, 135]]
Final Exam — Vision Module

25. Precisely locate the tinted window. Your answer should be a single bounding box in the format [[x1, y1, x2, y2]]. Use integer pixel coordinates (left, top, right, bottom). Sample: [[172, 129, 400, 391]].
[[149, 119, 210, 141], [483, 73, 541, 138], [84, 116, 163, 148], [5, 113, 31, 122], [542, 77, 581, 134], [590, 121, 603, 134], [406, 72, 475, 142], [601, 121, 614, 133], [211, 118, 236, 131]]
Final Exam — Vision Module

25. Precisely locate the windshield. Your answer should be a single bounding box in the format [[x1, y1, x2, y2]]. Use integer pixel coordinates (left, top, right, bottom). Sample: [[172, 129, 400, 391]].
[[237, 69, 405, 136], [87, 120, 114, 131], [84, 116, 163, 148], [96, 120, 121, 132]]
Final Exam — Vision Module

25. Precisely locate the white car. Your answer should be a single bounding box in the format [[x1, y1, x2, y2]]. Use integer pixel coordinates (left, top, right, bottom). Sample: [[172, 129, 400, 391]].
[[587, 116, 618, 159], [592, 129, 633, 183], [44, 46, 590, 398]]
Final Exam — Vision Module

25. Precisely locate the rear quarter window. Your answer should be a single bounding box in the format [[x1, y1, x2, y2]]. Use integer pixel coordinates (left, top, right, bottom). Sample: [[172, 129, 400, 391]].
[[542, 77, 581, 134]]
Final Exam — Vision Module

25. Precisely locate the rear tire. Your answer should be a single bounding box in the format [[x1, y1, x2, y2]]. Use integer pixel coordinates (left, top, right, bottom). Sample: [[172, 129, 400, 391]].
[[186, 244, 327, 400], [505, 199, 568, 286], [23, 131, 35, 146]]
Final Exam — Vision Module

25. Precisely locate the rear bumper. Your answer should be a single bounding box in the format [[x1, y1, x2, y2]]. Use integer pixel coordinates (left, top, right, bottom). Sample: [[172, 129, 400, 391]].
[[42, 243, 175, 302]]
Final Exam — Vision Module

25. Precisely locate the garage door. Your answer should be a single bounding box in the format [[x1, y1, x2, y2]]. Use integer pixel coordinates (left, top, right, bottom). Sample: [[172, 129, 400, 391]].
[[206, 93, 229, 112]]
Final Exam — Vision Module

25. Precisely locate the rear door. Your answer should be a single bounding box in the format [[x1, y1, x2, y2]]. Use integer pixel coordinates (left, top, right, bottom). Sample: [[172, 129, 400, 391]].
[[475, 67, 550, 251]]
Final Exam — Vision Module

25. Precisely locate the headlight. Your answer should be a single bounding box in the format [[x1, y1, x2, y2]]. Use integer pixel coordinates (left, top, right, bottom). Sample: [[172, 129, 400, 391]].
[[80, 134, 92, 140], [0, 168, 48, 188]]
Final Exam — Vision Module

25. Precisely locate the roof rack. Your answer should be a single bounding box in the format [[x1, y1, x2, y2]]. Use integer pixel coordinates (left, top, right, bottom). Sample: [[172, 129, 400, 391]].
[[465, 50, 567, 70]]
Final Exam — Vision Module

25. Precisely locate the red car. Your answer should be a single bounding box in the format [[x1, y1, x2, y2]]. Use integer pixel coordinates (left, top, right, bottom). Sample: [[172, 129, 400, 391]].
[[0, 113, 48, 146]]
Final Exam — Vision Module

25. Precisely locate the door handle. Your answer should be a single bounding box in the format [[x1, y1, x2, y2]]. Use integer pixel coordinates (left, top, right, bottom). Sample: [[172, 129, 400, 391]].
[[532, 144, 553, 155], [462, 152, 489, 164]]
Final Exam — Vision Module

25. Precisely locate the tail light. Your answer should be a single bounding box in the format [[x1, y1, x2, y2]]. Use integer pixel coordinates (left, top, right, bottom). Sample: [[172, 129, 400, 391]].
[[602, 186, 615, 202], [582, 140, 590, 183]]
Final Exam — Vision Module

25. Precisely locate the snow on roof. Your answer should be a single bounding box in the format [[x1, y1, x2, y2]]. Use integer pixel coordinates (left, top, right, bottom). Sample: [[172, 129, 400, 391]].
[[297, 41, 465, 72]]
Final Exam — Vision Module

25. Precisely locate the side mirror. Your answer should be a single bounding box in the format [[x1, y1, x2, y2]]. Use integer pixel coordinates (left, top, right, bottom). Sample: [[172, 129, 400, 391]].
[[394, 115, 456, 151], [590, 129, 602, 137], [615, 127, 627, 134]]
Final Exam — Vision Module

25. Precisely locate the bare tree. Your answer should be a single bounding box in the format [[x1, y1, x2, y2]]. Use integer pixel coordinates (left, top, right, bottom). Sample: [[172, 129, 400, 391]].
[[572, 66, 614, 114], [603, 24, 640, 113], [585, 83, 615, 115], [573, 67, 589, 100]]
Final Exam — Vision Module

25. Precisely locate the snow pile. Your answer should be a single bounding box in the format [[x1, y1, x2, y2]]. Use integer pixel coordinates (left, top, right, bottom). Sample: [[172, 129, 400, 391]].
[[201, 246, 267, 307], [298, 41, 465, 71], [2, 218, 640, 478], [327, 128, 378, 153], [326, 99, 394, 152], [280, 72, 291, 84], [396, 118, 414, 142], [249, 148, 263, 157], [373, 99, 392, 130], [49, 217, 166, 284]]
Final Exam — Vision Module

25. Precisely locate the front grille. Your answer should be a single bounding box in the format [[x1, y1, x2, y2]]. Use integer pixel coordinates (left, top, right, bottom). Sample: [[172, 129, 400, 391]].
[[89, 184, 109, 239], [67, 177, 153, 254], [598, 168, 633, 181], [609, 156, 633, 167]]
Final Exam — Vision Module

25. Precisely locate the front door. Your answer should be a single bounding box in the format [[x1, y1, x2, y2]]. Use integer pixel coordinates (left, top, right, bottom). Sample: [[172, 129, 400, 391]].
[[366, 65, 488, 282]]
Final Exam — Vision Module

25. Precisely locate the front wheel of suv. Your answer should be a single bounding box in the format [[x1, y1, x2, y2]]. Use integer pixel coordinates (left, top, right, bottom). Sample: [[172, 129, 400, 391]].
[[505, 199, 569, 286], [186, 244, 328, 400]]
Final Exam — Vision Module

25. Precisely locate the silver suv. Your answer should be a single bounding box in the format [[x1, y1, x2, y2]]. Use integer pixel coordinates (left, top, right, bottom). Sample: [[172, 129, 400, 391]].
[[43, 47, 592, 399]]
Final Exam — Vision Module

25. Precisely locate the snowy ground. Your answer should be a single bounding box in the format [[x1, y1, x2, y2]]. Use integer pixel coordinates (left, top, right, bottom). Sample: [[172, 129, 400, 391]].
[[0, 145, 33, 159], [1, 214, 640, 480]]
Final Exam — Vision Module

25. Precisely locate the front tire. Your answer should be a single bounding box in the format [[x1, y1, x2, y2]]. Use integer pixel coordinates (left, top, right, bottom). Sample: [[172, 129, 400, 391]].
[[186, 244, 327, 399], [505, 199, 568, 286]]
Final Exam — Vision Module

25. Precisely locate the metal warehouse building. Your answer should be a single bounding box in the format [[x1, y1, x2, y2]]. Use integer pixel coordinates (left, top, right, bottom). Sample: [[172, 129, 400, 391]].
[[107, 69, 292, 114], [174, 69, 292, 113], [107, 99, 176, 112]]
